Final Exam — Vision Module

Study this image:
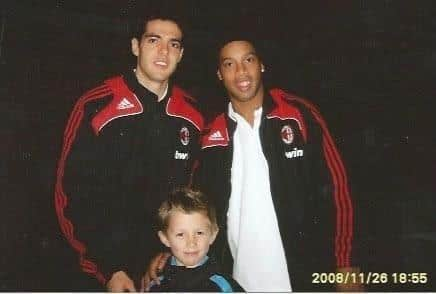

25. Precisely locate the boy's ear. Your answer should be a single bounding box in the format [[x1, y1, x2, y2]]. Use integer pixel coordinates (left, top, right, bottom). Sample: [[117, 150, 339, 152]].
[[158, 231, 170, 248]]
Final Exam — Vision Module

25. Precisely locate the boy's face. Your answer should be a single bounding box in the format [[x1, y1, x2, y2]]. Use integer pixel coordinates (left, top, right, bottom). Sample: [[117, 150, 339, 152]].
[[158, 210, 218, 267]]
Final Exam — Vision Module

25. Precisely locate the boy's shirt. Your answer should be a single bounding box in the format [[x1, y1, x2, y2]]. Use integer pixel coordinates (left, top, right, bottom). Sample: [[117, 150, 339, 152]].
[[149, 256, 244, 292]]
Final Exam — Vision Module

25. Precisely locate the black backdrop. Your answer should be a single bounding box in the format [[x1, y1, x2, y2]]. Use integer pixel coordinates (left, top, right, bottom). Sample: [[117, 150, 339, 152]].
[[2, 0, 435, 291]]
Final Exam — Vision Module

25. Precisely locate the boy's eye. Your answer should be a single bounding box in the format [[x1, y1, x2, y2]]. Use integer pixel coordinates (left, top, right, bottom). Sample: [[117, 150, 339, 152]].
[[176, 233, 184, 237]]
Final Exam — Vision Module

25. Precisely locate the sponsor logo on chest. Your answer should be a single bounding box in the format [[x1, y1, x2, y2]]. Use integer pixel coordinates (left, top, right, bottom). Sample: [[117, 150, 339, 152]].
[[174, 150, 189, 160], [285, 147, 304, 159]]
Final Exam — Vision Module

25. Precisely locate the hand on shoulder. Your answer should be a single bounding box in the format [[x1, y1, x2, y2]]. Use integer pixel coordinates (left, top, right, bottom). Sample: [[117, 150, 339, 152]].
[[106, 271, 136, 292]]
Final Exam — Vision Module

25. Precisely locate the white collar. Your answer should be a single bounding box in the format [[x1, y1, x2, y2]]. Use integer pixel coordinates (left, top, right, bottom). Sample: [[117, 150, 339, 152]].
[[228, 102, 263, 128]]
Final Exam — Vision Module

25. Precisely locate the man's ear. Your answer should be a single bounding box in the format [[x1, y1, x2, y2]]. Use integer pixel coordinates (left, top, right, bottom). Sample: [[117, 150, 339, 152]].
[[131, 38, 139, 57], [158, 231, 170, 248], [217, 70, 223, 81], [177, 48, 184, 63]]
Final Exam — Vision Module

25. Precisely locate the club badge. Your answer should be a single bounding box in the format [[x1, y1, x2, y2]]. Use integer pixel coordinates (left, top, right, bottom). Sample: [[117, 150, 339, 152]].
[[281, 125, 294, 144], [180, 126, 190, 146]]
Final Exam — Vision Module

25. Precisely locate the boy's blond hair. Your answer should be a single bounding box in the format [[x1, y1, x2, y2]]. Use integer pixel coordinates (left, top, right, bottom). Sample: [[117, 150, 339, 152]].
[[158, 188, 218, 232]]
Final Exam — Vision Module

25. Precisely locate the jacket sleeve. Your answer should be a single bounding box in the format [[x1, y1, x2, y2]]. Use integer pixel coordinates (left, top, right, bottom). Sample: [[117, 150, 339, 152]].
[[302, 103, 354, 269], [54, 86, 129, 284], [192, 146, 234, 274]]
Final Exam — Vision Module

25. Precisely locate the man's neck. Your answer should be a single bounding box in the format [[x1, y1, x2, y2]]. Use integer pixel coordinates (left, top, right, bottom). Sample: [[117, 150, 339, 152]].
[[230, 92, 264, 127], [134, 69, 168, 101]]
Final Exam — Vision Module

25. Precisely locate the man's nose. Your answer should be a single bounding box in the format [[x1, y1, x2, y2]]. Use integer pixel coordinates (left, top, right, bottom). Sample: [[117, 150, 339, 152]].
[[158, 43, 169, 55], [236, 63, 247, 75]]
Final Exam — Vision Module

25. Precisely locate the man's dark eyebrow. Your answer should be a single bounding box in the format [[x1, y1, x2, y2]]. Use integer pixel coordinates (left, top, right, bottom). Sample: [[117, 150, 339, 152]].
[[220, 51, 257, 62], [142, 34, 182, 45], [245, 51, 258, 57], [170, 38, 182, 45], [220, 57, 233, 63], [143, 33, 161, 39]]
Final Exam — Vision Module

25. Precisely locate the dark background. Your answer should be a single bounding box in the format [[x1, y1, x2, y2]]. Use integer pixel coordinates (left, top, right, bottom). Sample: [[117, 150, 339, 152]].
[[1, 0, 435, 291]]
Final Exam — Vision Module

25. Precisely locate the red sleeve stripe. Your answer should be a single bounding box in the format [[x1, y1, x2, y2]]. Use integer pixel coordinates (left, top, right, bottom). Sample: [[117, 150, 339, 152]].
[[310, 108, 353, 267], [64, 86, 109, 143], [323, 135, 353, 267], [285, 94, 353, 267], [273, 89, 353, 267], [328, 135, 353, 267], [54, 85, 112, 285]]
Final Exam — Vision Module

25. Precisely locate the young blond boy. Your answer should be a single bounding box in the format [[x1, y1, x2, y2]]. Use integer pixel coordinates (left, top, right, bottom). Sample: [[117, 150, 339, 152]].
[[148, 188, 243, 292]]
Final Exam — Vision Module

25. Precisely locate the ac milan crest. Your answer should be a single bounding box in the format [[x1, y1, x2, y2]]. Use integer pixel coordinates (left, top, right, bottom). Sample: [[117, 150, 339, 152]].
[[180, 126, 190, 146], [281, 125, 294, 144]]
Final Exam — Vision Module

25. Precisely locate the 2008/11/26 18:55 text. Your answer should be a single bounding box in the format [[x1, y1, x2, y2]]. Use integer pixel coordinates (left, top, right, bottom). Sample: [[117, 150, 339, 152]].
[[312, 272, 428, 284]]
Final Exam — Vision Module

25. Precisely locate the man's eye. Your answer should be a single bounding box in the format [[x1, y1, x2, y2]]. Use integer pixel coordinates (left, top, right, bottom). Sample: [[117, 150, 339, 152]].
[[246, 56, 255, 62], [197, 231, 204, 235], [171, 42, 181, 49], [147, 38, 158, 44], [176, 233, 184, 237], [223, 62, 233, 67]]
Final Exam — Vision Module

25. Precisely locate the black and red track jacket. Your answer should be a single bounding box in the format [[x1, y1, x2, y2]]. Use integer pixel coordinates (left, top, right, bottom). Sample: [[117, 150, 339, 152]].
[[193, 88, 353, 291], [54, 72, 204, 285]]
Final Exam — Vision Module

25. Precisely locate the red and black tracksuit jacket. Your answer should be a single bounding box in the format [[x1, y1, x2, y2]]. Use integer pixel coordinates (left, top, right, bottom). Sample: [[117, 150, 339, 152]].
[[193, 88, 354, 291], [54, 72, 203, 285]]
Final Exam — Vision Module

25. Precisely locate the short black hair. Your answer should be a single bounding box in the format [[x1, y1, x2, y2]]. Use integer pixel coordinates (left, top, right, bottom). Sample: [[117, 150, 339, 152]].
[[130, 8, 186, 43], [214, 30, 264, 65]]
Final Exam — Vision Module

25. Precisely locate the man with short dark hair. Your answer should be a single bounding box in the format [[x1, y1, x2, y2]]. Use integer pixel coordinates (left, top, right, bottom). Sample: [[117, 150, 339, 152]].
[[54, 14, 203, 291]]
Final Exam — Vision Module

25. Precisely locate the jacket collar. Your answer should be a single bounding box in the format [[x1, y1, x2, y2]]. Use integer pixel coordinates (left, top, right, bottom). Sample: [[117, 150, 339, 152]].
[[201, 88, 307, 148], [267, 88, 307, 142], [123, 69, 171, 105], [91, 72, 203, 134]]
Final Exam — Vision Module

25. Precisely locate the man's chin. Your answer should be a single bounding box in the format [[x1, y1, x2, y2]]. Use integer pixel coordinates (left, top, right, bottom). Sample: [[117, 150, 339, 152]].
[[229, 91, 253, 102], [151, 75, 171, 83], [149, 70, 175, 82]]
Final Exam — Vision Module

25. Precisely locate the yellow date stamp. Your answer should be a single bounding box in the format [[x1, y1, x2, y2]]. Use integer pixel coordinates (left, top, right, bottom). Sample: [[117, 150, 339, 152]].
[[312, 272, 429, 285]]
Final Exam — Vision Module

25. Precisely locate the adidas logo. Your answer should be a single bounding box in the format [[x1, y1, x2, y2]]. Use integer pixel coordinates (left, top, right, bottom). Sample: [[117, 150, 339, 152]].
[[116, 98, 135, 110], [209, 131, 224, 141]]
